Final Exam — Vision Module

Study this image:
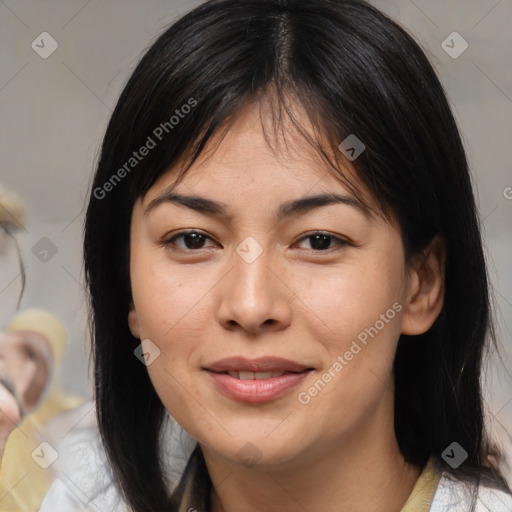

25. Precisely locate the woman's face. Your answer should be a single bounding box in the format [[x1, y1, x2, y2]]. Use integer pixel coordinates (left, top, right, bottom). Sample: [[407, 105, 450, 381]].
[[128, 101, 439, 469]]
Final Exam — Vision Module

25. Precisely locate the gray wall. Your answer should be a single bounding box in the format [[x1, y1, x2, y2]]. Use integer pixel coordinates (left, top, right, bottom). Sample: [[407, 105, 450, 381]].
[[1, 0, 511, 440]]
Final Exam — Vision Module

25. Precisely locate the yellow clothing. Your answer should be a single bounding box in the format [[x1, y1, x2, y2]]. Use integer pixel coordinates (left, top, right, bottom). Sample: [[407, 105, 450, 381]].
[[0, 308, 80, 512], [0, 387, 83, 512], [401, 456, 442, 512]]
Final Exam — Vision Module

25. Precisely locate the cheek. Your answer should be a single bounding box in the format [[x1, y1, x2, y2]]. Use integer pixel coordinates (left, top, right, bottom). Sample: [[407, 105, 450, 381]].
[[295, 252, 405, 411], [301, 254, 405, 348], [129, 253, 214, 394], [130, 244, 205, 341]]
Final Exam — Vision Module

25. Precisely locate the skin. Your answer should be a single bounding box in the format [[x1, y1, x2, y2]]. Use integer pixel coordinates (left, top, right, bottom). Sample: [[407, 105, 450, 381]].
[[0, 381, 21, 459], [0, 330, 53, 461], [128, 98, 446, 512]]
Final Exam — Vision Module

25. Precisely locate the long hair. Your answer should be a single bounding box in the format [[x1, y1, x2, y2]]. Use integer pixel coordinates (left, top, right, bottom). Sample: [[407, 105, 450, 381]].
[[83, 1, 511, 510]]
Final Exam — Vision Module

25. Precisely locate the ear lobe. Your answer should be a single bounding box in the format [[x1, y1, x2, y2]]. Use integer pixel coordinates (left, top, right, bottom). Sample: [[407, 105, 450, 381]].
[[401, 236, 446, 336], [128, 300, 140, 339]]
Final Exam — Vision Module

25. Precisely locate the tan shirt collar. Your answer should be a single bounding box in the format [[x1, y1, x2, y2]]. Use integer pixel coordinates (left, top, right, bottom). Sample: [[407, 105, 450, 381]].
[[400, 456, 442, 512], [176, 451, 441, 512]]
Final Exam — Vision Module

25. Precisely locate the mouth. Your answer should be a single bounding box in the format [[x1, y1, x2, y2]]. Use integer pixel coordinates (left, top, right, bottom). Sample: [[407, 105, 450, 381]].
[[204, 355, 313, 374], [214, 370, 307, 380], [203, 356, 314, 403]]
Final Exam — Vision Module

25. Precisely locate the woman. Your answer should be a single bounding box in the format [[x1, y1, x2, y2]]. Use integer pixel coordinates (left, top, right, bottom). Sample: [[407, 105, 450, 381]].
[[42, 0, 512, 510]]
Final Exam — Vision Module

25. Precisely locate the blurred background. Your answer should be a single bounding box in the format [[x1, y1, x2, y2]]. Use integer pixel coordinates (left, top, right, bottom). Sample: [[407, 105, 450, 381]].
[[0, 0, 511, 505]]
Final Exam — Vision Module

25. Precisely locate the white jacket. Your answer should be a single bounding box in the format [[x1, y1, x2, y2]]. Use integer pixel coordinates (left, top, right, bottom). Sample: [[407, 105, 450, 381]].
[[38, 402, 512, 512]]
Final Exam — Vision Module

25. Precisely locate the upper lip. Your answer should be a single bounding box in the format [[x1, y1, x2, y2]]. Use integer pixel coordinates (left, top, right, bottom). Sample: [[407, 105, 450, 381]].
[[204, 356, 313, 373]]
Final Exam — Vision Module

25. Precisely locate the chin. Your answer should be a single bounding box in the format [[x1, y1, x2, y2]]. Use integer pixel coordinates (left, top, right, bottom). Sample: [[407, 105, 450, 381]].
[[199, 426, 309, 469]]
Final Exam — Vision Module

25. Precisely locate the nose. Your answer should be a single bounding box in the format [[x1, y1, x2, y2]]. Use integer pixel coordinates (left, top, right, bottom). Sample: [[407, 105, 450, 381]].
[[215, 244, 292, 336]]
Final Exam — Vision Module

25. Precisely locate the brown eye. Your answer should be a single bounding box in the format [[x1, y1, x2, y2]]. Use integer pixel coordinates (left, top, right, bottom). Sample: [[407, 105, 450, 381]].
[[295, 232, 350, 252], [162, 230, 218, 251]]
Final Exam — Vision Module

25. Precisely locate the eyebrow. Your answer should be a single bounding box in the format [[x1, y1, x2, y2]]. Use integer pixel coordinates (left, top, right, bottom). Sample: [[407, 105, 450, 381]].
[[144, 190, 372, 221]]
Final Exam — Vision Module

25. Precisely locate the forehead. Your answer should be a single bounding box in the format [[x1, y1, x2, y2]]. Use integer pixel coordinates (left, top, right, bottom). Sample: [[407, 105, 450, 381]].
[[142, 100, 375, 214]]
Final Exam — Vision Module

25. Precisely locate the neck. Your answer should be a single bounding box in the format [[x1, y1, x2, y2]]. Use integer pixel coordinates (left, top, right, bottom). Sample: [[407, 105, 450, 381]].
[[202, 392, 421, 512]]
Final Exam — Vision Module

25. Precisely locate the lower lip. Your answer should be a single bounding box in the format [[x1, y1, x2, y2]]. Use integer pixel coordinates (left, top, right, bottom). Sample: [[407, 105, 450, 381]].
[[204, 370, 312, 403]]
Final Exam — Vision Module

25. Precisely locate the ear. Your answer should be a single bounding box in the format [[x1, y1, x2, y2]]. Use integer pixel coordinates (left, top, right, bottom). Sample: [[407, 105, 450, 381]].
[[128, 299, 141, 339], [401, 235, 446, 335]]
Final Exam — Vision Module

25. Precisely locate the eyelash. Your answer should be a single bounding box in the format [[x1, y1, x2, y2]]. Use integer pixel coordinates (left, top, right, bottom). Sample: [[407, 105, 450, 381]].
[[160, 230, 351, 254]]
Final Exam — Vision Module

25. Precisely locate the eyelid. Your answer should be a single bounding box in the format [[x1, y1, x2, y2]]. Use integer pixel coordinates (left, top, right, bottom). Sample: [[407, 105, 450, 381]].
[[294, 231, 352, 251], [162, 229, 218, 249], [160, 229, 353, 253]]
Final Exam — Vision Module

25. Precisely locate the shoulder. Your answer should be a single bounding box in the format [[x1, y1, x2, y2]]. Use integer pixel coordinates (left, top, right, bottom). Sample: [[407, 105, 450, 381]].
[[430, 471, 512, 512], [39, 402, 197, 511], [38, 401, 126, 511]]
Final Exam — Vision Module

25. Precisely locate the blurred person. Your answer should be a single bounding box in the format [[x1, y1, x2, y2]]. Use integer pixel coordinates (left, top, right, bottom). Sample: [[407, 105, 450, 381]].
[[0, 381, 21, 460], [0, 184, 26, 242], [0, 185, 85, 510], [0, 327, 53, 458], [0, 309, 84, 512], [0, 183, 29, 461], [0, 184, 26, 317]]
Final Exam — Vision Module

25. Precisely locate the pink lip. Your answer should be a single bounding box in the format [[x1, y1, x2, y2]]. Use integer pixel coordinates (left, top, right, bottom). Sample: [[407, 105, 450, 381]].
[[204, 356, 312, 373], [203, 356, 314, 403], [204, 371, 312, 403]]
